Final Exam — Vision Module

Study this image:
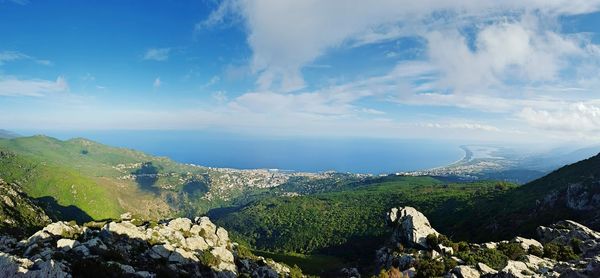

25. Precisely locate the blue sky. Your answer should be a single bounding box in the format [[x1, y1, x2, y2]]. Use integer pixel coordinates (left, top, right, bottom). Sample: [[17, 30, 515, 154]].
[[2, 0, 600, 145]]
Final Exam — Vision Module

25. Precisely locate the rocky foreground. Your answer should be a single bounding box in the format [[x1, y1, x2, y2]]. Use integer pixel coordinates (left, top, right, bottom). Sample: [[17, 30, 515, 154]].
[[374, 207, 600, 278], [0, 213, 299, 278]]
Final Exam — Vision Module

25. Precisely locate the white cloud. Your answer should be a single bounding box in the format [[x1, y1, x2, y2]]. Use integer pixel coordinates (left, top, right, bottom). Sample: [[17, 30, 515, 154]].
[[200, 0, 600, 91], [143, 48, 171, 61], [519, 102, 600, 133], [426, 18, 587, 91], [0, 76, 68, 97], [153, 77, 161, 88]]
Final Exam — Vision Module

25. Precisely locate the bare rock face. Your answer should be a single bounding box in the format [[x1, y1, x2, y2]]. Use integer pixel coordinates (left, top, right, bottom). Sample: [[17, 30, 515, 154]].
[[387, 206, 439, 249], [0, 216, 295, 278], [538, 220, 600, 258], [538, 220, 600, 244], [452, 265, 480, 278], [0, 251, 70, 278], [378, 206, 600, 278], [512, 236, 543, 251]]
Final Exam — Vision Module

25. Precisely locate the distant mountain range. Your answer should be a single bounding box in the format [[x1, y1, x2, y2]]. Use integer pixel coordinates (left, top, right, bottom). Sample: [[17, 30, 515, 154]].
[[0, 129, 20, 139], [401, 144, 600, 184]]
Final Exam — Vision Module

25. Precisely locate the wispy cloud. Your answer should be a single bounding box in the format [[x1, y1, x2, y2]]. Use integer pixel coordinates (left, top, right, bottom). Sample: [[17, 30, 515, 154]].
[[143, 48, 171, 61], [153, 77, 161, 88], [0, 76, 68, 97], [5, 0, 29, 5], [0, 50, 52, 66]]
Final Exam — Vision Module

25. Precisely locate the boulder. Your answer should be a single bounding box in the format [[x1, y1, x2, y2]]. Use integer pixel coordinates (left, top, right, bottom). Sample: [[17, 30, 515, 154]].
[[216, 227, 229, 246], [512, 237, 543, 251], [501, 260, 534, 278], [537, 220, 600, 244], [43, 222, 82, 238], [452, 265, 480, 278], [211, 245, 236, 272], [56, 239, 79, 250], [388, 206, 439, 249], [71, 245, 90, 256], [83, 237, 107, 250], [150, 244, 173, 259], [0, 252, 70, 278], [104, 221, 147, 240], [185, 236, 209, 251], [167, 218, 192, 232], [476, 262, 497, 275], [168, 248, 197, 264], [439, 244, 454, 255], [252, 266, 279, 278], [483, 242, 498, 249]]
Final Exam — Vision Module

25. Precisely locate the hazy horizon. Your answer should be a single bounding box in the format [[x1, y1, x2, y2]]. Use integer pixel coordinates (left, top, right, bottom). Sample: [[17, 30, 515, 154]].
[[2, 1, 600, 146]]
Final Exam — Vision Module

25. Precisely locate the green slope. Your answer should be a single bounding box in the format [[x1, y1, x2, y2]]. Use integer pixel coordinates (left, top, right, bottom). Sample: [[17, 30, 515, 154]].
[[0, 135, 365, 223], [0, 177, 51, 237], [211, 176, 515, 269], [451, 152, 600, 241], [0, 136, 197, 221], [0, 147, 125, 220]]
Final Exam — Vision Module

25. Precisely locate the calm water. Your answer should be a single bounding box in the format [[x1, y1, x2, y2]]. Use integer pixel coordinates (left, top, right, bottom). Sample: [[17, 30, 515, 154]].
[[17, 130, 464, 174]]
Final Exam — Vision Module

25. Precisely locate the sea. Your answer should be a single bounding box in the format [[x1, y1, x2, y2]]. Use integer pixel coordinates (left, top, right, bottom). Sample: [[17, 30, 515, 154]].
[[16, 130, 465, 175]]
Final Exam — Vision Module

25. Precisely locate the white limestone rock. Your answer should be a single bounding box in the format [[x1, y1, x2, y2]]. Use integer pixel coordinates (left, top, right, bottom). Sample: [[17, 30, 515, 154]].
[[452, 265, 480, 278], [167, 218, 192, 232], [388, 206, 439, 249]]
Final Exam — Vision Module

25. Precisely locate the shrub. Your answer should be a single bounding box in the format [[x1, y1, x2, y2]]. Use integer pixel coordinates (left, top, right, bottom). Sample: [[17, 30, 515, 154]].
[[528, 245, 543, 257], [543, 243, 579, 261], [198, 251, 219, 267], [443, 257, 458, 272], [543, 243, 559, 259], [426, 234, 439, 248], [289, 264, 303, 278], [457, 241, 470, 253], [570, 238, 582, 254], [438, 234, 453, 246], [376, 269, 389, 278], [497, 242, 527, 261], [416, 258, 445, 278], [558, 245, 579, 261], [457, 248, 507, 270], [236, 244, 255, 259]]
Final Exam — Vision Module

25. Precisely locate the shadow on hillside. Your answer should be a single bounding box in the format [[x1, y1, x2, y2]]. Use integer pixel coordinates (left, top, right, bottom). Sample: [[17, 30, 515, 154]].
[[182, 179, 209, 196], [132, 162, 160, 194], [206, 206, 241, 219], [35, 196, 93, 224], [315, 234, 388, 274]]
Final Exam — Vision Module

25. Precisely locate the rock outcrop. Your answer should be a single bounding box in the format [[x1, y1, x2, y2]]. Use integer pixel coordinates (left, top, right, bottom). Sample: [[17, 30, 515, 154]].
[[387, 206, 439, 249], [377, 207, 600, 278], [0, 215, 297, 278]]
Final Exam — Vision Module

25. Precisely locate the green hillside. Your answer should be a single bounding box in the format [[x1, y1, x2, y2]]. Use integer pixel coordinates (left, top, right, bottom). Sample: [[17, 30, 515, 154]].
[[451, 152, 600, 241], [0, 135, 214, 221], [210, 152, 600, 274], [0, 177, 51, 237], [0, 135, 366, 223], [211, 176, 515, 270]]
